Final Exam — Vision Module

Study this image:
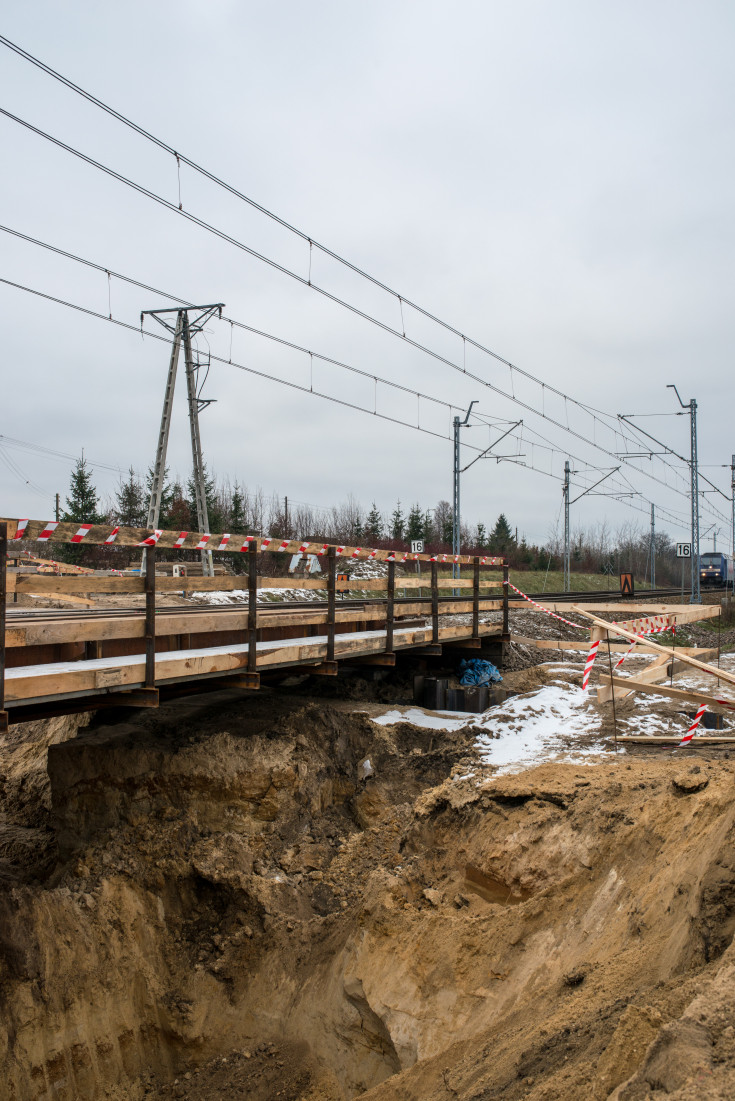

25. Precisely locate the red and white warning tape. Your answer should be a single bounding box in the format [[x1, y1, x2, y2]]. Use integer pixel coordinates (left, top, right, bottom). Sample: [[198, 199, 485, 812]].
[[581, 641, 600, 690], [679, 704, 707, 747], [504, 581, 587, 631], [612, 621, 676, 673], [136, 529, 163, 547]]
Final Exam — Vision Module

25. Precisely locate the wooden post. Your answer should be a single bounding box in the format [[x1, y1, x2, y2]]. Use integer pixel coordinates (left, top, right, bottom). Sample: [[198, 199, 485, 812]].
[[472, 556, 480, 639], [327, 546, 337, 662], [0, 522, 7, 732], [248, 541, 258, 673], [144, 546, 156, 688], [502, 564, 510, 641], [386, 559, 395, 653], [431, 560, 439, 643]]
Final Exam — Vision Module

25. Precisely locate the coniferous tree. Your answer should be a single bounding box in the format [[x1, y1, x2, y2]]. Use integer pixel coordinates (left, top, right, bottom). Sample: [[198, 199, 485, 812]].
[[364, 502, 383, 543], [60, 457, 103, 563], [406, 503, 424, 542], [187, 466, 222, 532], [489, 513, 515, 554], [114, 467, 146, 527], [63, 457, 103, 524], [389, 501, 405, 542], [145, 466, 173, 525], [230, 483, 247, 532]]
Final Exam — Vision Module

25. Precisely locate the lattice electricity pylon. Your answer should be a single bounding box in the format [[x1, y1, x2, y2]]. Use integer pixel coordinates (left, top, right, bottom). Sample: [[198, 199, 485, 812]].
[[141, 303, 224, 577]]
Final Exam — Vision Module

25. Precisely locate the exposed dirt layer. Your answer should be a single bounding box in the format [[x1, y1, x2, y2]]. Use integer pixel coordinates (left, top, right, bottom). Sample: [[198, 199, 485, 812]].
[[2, 668, 735, 1100]]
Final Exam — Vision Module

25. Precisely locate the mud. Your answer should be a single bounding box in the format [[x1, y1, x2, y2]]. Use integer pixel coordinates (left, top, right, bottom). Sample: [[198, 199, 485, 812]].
[[2, 672, 735, 1100]]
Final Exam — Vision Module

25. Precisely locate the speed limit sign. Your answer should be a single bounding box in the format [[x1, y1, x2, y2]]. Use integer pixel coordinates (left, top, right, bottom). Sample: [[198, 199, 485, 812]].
[[676, 542, 691, 558]]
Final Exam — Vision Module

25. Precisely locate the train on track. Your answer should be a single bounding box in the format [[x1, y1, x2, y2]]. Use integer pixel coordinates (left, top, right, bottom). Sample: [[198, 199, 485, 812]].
[[699, 552, 734, 587]]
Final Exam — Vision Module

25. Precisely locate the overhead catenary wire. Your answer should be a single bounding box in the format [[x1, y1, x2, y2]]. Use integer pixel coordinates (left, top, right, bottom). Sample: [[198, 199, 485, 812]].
[[0, 104, 709, 501], [0, 33, 661, 432], [2, 220, 724, 530], [3, 32, 728, 520], [0, 270, 717, 537]]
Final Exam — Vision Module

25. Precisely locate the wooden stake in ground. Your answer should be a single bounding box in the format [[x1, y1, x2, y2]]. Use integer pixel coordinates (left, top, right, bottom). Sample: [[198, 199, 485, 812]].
[[606, 630, 618, 752]]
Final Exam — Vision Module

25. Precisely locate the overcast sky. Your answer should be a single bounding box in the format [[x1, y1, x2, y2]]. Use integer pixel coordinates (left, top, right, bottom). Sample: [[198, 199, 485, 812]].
[[1, 1, 734, 549]]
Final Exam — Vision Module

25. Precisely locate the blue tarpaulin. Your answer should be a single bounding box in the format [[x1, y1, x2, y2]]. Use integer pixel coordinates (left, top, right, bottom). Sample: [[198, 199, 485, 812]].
[[458, 658, 503, 686]]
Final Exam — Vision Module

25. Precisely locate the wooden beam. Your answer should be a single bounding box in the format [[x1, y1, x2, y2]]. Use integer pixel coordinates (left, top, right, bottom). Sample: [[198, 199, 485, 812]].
[[1, 517, 506, 567], [445, 638, 482, 649], [599, 675, 735, 712], [572, 607, 735, 688], [616, 735, 735, 745], [597, 653, 670, 702], [414, 644, 442, 656]]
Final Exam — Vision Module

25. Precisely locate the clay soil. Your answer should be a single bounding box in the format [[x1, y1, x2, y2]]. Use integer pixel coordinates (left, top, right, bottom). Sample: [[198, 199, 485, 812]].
[[3, 661, 735, 1100]]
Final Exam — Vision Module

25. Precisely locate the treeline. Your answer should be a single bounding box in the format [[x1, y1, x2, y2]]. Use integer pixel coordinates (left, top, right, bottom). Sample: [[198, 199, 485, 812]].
[[48, 458, 685, 583]]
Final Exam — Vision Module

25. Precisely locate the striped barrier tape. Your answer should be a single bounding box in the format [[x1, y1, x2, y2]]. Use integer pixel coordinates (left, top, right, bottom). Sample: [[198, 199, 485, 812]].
[[583, 617, 678, 689], [136, 530, 163, 547], [679, 704, 707, 747], [612, 621, 676, 672], [4, 518, 506, 566], [504, 581, 587, 630], [582, 641, 600, 689]]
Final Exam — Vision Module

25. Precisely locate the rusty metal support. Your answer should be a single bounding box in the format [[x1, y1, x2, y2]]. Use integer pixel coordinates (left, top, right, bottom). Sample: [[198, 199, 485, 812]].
[[472, 556, 480, 639], [0, 522, 7, 733], [327, 546, 337, 662], [227, 672, 260, 690], [144, 545, 156, 688], [502, 564, 510, 641], [386, 560, 395, 654], [311, 661, 339, 676], [248, 541, 258, 673], [431, 560, 439, 643]]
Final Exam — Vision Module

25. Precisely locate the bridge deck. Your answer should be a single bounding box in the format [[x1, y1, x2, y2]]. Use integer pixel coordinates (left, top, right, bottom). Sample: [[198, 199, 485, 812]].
[[6, 619, 502, 707]]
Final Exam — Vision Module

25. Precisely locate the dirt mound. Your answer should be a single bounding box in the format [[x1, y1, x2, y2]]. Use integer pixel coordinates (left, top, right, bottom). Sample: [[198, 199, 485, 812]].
[[2, 687, 735, 1099]]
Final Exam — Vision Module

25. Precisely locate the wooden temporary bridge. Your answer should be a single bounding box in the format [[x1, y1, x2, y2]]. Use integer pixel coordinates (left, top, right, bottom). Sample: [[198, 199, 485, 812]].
[[0, 518, 513, 727], [0, 518, 729, 741]]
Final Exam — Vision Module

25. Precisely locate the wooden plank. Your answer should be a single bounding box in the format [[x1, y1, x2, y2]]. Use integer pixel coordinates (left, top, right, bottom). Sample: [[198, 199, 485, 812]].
[[13, 575, 145, 595], [597, 654, 670, 703], [508, 601, 721, 620], [599, 675, 735, 712], [616, 735, 735, 745], [4, 618, 501, 704], [572, 607, 735, 688]]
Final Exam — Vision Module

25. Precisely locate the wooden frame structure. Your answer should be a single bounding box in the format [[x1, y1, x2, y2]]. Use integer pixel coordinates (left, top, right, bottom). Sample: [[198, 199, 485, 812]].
[[1, 519, 509, 724]]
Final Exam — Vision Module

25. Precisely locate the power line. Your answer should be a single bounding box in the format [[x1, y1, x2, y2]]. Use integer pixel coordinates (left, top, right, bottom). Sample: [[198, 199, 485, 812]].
[[0, 275, 511, 454], [0, 32, 653, 433], [2, 218, 719, 525], [4, 271, 720, 540], [4, 220, 729, 535], [0, 102, 701, 497], [0, 433, 123, 475]]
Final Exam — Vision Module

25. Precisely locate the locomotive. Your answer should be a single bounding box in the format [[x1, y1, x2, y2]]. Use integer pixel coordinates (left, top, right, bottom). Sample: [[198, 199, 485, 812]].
[[699, 552, 734, 587]]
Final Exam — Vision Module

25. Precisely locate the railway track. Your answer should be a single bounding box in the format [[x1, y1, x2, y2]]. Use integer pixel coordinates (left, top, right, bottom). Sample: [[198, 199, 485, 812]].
[[6, 585, 729, 623]]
